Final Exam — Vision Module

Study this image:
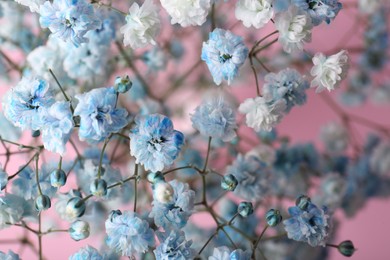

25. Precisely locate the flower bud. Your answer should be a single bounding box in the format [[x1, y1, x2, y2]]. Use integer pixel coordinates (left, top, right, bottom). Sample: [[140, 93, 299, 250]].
[[265, 209, 282, 227], [35, 194, 51, 211], [90, 179, 108, 197], [221, 174, 238, 191], [50, 169, 67, 188], [147, 172, 165, 184], [69, 220, 90, 241], [32, 130, 40, 137], [296, 195, 311, 210], [114, 75, 132, 93], [154, 182, 174, 204], [338, 240, 355, 257], [238, 202, 254, 217], [109, 210, 122, 222], [66, 197, 86, 219]]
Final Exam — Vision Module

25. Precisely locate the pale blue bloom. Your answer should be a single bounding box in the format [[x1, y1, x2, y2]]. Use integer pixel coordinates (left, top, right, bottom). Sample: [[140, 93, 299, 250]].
[[209, 246, 251, 260], [39, 0, 101, 47], [293, 0, 342, 25], [0, 194, 26, 229], [74, 87, 128, 142], [154, 229, 195, 259], [105, 210, 155, 256], [191, 97, 237, 142], [0, 250, 20, 260], [201, 28, 248, 85], [12, 165, 57, 201], [150, 180, 195, 230], [129, 114, 184, 172], [143, 47, 168, 72], [0, 113, 22, 142], [40, 101, 73, 155], [263, 68, 309, 112], [283, 202, 331, 246], [2, 76, 54, 131], [227, 154, 271, 201], [126, 78, 146, 101], [69, 245, 103, 260]]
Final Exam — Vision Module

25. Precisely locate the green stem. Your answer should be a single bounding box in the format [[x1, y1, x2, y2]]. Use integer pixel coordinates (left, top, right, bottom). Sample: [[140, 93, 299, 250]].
[[8, 153, 37, 180], [202, 137, 212, 173], [133, 164, 139, 213], [97, 136, 111, 179], [49, 69, 74, 114]]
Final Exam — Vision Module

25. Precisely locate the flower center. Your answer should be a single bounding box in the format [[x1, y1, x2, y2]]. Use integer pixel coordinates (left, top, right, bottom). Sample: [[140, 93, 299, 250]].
[[219, 53, 232, 63]]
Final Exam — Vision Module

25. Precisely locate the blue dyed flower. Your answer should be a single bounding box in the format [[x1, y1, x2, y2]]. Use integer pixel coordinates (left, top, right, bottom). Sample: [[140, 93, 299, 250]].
[[0, 194, 26, 229], [191, 96, 237, 142], [2, 76, 54, 131], [129, 114, 184, 172], [0, 166, 8, 190], [126, 78, 146, 101], [40, 101, 73, 155], [226, 154, 271, 201], [201, 28, 248, 85], [154, 229, 195, 259], [39, 0, 101, 47], [74, 87, 128, 142], [105, 210, 155, 256], [143, 46, 168, 72], [293, 0, 342, 25], [283, 202, 331, 246], [209, 246, 251, 260], [0, 250, 20, 260], [0, 113, 22, 142], [263, 68, 309, 112], [150, 180, 195, 230], [69, 245, 103, 260]]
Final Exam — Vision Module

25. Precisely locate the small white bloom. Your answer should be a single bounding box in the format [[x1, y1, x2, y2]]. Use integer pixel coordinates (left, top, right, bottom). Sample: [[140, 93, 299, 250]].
[[160, 0, 211, 27], [120, 0, 161, 49], [238, 96, 286, 132], [275, 6, 312, 53], [320, 122, 348, 153], [358, 0, 381, 14], [310, 50, 349, 93], [154, 182, 174, 204], [235, 0, 273, 29], [14, 0, 45, 13]]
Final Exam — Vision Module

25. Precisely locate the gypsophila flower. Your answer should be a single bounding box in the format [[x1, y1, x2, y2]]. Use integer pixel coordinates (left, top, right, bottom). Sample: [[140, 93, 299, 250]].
[[150, 180, 195, 230], [0, 113, 22, 142], [14, 0, 44, 13], [191, 96, 237, 141], [358, 0, 380, 14], [120, 0, 160, 49], [310, 50, 349, 93], [209, 246, 251, 260], [74, 87, 128, 142], [239, 96, 286, 132], [69, 245, 103, 260], [235, 0, 273, 29], [154, 229, 195, 259], [226, 154, 271, 201], [39, 0, 101, 47], [130, 114, 184, 172], [0, 194, 26, 229], [0, 250, 20, 260], [283, 202, 331, 247], [143, 46, 168, 72], [263, 68, 309, 112], [105, 210, 155, 256], [201, 28, 249, 85], [2, 76, 54, 131], [160, 0, 211, 27], [275, 6, 313, 53], [39, 101, 73, 155], [293, 0, 342, 26], [320, 122, 348, 153]]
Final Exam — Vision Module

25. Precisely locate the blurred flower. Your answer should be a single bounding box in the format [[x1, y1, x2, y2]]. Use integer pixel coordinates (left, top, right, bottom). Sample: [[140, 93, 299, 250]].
[[130, 114, 184, 172], [120, 0, 160, 49], [0, 250, 20, 260], [69, 245, 103, 260], [209, 246, 251, 260], [320, 122, 348, 154], [74, 87, 128, 142], [160, 0, 211, 27], [105, 210, 155, 256], [201, 28, 248, 85], [154, 229, 195, 259], [150, 180, 195, 230], [310, 50, 349, 93], [293, 0, 342, 25], [284, 202, 331, 246], [235, 0, 273, 29], [370, 142, 390, 176], [39, 0, 101, 47], [191, 96, 237, 142], [275, 6, 312, 53], [143, 46, 168, 72], [14, 0, 44, 12]]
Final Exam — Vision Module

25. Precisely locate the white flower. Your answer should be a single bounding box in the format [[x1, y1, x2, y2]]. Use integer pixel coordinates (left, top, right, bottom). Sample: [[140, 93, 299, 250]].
[[14, 0, 45, 13], [120, 0, 160, 49], [235, 0, 273, 29], [160, 0, 211, 27], [358, 0, 381, 14], [310, 50, 349, 93], [320, 122, 348, 153], [238, 96, 286, 132], [275, 6, 312, 53]]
